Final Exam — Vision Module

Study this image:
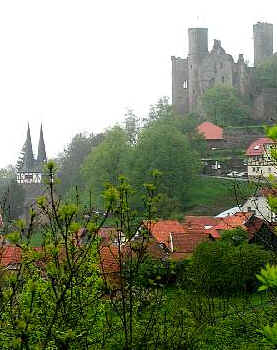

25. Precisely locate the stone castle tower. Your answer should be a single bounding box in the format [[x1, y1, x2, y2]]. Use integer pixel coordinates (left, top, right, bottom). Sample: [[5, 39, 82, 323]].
[[172, 22, 275, 118], [253, 22, 273, 66]]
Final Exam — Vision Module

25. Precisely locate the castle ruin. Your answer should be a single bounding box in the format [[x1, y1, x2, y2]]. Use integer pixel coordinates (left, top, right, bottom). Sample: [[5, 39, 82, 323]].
[[171, 22, 277, 120]]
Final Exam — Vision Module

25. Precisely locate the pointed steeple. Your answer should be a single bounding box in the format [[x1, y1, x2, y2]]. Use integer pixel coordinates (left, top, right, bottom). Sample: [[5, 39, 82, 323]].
[[37, 124, 47, 167], [22, 123, 35, 171]]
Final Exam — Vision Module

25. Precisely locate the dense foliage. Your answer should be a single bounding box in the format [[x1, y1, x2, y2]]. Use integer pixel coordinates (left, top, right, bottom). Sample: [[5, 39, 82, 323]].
[[201, 85, 249, 126], [57, 132, 105, 196], [3, 105, 277, 348], [0, 161, 277, 348], [190, 240, 272, 295], [255, 55, 277, 89], [0, 167, 25, 223], [80, 99, 203, 217]]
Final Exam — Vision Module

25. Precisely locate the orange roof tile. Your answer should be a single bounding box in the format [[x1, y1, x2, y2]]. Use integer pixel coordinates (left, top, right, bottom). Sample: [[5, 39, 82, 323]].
[[205, 212, 253, 236], [170, 233, 209, 260], [99, 239, 167, 274], [197, 122, 223, 140], [0, 245, 22, 266], [144, 220, 185, 247], [246, 217, 264, 240], [182, 216, 221, 239], [99, 246, 121, 274], [184, 216, 220, 227]]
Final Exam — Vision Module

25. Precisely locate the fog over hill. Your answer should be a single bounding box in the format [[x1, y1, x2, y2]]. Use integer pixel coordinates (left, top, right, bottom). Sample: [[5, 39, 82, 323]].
[[0, 0, 277, 167]]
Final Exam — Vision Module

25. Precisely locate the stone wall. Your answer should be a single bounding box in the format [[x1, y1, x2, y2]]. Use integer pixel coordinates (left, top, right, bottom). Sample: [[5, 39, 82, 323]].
[[224, 127, 265, 151], [253, 88, 277, 121]]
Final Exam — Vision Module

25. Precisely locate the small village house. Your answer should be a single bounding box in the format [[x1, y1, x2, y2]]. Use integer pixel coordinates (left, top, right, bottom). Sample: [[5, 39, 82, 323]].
[[246, 137, 277, 178]]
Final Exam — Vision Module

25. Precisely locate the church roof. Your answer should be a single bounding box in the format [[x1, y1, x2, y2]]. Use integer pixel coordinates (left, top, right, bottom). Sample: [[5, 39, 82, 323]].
[[22, 123, 35, 171], [37, 124, 47, 166], [17, 124, 47, 173]]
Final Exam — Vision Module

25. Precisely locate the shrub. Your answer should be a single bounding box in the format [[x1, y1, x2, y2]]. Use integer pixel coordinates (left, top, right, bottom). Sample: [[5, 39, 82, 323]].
[[190, 241, 272, 295]]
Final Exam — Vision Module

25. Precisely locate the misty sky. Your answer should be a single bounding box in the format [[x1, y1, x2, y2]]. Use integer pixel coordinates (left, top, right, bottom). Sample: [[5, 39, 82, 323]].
[[1, 0, 277, 168]]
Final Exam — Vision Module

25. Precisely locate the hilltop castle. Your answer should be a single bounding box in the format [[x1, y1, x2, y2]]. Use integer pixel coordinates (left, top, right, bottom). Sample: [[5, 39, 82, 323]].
[[171, 22, 276, 120]]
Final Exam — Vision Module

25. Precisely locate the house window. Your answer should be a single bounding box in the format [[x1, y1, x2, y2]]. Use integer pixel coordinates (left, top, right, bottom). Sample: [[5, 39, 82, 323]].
[[190, 65, 192, 69], [183, 80, 188, 89], [220, 62, 223, 69], [193, 89, 196, 94], [222, 76, 225, 83], [269, 168, 271, 173], [252, 167, 255, 172]]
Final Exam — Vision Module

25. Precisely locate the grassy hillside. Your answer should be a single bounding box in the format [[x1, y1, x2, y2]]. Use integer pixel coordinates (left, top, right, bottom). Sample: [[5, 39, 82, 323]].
[[184, 176, 255, 216]]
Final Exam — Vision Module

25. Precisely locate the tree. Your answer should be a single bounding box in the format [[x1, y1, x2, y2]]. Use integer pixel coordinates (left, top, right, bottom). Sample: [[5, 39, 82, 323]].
[[0, 179, 25, 222], [124, 109, 140, 145], [81, 126, 131, 206], [0, 167, 25, 224], [144, 97, 206, 156], [255, 55, 277, 89], [57, 132, 104, 196], [0, 163, 197, 349], [201, 85, 249, 126], [130, 121, 201, 216], [190, 240, 272, 295], [146, 96, 172, 124], [221, 227, 249, 246]]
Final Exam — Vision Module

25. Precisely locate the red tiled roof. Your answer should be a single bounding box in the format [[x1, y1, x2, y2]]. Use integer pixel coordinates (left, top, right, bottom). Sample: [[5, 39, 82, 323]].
[[170, 233, 209, 260], [246, 138, 273, 156], [182, 216, 221, 239], [197, 122, 223, 140], [99, 246, 121, 274], [0, 245, 22, 266], [205, 212, 253, 235], [98, 227, 121, 246], [76, 227, 120, 246], [183, 216, 220, 229], [260, 187, 277, 197], [246, 217, 264, 240], [99, 240, 167, 274], [144, 220, 185, 247]]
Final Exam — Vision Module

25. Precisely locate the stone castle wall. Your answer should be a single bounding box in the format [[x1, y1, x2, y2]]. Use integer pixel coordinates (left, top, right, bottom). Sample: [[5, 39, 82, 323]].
[[172, 22, 277, 121]]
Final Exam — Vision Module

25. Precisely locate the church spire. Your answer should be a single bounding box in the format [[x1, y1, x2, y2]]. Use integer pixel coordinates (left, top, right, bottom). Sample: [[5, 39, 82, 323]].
[[22, 123, 35, 171], [37, 124, 47, 167]]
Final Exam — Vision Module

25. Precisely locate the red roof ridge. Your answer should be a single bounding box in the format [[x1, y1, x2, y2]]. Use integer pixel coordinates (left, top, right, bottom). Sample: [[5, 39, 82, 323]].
[[197, 121, 223, 140], [246, 137, 273, 156]]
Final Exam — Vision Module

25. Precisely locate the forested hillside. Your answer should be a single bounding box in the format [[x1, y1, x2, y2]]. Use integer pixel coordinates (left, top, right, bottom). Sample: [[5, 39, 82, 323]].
[[57, 98, 206, 218]]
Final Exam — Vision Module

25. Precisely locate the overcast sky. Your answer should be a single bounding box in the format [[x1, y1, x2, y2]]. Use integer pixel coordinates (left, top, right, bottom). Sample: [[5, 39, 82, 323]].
[[1, 0, 277, 168]]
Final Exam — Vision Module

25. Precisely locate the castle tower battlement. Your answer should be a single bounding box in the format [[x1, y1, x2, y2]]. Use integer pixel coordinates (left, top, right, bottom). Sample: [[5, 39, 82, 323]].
[[172, 22, 274, 118], [253, 22, 273, 67], [188, 28, 208, 112]]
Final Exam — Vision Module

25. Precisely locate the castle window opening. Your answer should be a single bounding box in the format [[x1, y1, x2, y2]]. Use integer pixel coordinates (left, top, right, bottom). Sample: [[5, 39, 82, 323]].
[[190, 65, 192, 69], [222, 76, 225, 83], [183, 80, 188, 89], [209, 78, 215, 87]]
